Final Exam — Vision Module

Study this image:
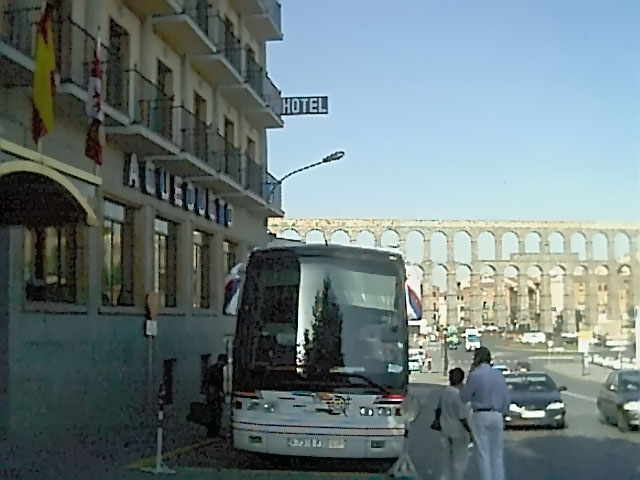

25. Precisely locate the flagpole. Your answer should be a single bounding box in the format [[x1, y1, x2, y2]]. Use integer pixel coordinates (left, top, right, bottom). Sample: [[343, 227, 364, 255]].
[[93, 26, 102, 178]]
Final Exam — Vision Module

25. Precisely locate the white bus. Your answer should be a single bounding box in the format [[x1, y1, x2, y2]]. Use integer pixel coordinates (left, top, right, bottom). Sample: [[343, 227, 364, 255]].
[[231, 244, 409, 459]]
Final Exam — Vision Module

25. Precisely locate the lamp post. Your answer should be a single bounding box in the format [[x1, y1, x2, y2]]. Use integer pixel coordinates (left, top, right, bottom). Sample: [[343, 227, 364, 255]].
[[267, 150, 345, 202]]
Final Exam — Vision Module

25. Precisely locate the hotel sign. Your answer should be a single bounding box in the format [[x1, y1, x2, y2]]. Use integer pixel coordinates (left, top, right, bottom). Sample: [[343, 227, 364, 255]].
[[124, 153, 232, 228], [281, 96, 328, 116]]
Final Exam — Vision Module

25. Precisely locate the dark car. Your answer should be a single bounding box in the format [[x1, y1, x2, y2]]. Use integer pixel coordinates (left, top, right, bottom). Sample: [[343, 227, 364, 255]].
[[504, 372, 567, 429], [596, 369, 640, 432]]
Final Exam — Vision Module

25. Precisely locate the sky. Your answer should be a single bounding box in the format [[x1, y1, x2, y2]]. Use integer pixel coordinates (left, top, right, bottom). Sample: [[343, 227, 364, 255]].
[[266, 0, 640, 221]]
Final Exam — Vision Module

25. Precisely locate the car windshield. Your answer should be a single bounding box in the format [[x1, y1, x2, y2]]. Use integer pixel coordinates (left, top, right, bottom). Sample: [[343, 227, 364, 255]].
[[506, 374, 557, 393], [619, 371, 640, 392]]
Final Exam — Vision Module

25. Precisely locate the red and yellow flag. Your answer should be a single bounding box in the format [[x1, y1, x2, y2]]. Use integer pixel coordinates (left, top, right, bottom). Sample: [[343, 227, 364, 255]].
[[32, 2, 56, 144]]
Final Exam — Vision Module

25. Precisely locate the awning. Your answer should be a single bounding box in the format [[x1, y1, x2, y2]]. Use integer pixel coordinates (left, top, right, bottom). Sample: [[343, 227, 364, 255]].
[[0, 160, 98, 227]]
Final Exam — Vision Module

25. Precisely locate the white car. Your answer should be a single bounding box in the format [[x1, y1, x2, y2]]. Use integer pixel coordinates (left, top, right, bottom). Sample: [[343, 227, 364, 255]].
[[521, 332, 546, 345]]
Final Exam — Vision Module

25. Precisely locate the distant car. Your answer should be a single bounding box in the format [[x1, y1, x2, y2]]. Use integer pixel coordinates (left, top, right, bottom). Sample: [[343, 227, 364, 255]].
[[504, 372, 567, 429], [521, 332, 546, 345], [408, 348, 425, 373], [493, 364, 511, 375], [485, 325, 499, 333], [596, 369, 640, 432], [516, 361, 532, 373]]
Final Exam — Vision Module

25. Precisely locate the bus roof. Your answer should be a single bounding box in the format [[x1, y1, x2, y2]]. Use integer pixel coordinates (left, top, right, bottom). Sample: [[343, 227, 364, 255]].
[[255, 242, 406, 263]]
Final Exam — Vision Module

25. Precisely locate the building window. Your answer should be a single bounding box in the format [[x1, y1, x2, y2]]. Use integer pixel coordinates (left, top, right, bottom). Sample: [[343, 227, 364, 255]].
[[154, 218, 177, 307], [163, 358, 176, 405], [24, 226, 78, 303], [200, 354, 211, 394], [223, 240, 237, 274], [102, 200, 135, 306], [193, 231, 210, 309]]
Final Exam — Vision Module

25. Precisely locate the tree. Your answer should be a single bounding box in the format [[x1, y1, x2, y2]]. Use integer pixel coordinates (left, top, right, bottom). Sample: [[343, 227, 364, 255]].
[[304, 276, 345, 376]]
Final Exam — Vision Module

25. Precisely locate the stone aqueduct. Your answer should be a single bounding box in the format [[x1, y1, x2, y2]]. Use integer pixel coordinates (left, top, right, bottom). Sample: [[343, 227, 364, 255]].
[[268, 219, 640, 335]]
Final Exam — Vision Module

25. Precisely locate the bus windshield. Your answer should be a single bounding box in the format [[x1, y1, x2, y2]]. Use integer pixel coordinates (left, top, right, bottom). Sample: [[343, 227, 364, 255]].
[[233, 248, 408, 393]]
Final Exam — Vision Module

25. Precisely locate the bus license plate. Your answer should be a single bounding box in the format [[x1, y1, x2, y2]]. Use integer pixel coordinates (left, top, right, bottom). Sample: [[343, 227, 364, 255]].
[[288, 438, 345, 449]]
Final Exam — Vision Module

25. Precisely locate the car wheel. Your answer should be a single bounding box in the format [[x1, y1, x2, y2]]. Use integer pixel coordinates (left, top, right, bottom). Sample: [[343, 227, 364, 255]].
[[617, 410, 631, 433], [556, 418, 567, 429]]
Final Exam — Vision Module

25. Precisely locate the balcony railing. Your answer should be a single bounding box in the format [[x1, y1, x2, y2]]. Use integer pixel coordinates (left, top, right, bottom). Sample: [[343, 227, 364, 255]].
[[262, 74, 283, 117], [211, 132, 242, 184], [244, 154, 264, 197], [129, 69, 176, 142], [175, 105, 210, 162], [1, 6, 40, 57], [265, 172, 282, 210], [245, 52, 264, 98], [208, 14, 242, 74], [182, 0, 210, 35], [262, 0, 282, 32]]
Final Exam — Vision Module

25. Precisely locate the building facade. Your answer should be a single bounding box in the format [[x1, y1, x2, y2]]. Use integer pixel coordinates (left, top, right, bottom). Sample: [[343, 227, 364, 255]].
[[0, 0, 284, 445]]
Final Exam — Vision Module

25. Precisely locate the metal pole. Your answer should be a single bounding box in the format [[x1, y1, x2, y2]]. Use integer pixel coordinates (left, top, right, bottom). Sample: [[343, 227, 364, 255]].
[[140, 383, 175, 475]]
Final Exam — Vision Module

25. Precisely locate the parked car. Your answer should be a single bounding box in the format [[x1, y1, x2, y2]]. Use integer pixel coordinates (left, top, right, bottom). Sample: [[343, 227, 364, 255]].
[[504, 372, 567, 429], [596, 369, 640, 432]]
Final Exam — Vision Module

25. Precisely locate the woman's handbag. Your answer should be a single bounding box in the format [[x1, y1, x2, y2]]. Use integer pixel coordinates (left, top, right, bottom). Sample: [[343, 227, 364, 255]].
[[430, 392, 443, 431]]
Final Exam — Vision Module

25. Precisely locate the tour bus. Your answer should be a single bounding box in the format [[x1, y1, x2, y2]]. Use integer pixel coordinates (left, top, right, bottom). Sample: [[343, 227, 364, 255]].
[[231, 243, 409, 459]]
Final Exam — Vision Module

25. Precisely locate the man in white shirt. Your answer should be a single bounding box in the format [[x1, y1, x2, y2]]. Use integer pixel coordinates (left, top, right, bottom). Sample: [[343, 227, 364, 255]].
[[440, 367, 474, 480]]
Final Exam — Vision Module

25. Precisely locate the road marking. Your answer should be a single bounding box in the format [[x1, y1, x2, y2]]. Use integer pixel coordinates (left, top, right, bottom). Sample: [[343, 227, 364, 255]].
[[562, 391, 596, 402], [127, 438, 218, 469], [528, 355, 578, 360]]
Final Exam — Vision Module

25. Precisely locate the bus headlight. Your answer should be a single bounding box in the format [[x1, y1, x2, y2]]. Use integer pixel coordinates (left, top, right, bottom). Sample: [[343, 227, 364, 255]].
[[263, 402, 276, 413], [377, 407, 393, 417], [247, 400, 261, 411], [360, 407, 374, 416]]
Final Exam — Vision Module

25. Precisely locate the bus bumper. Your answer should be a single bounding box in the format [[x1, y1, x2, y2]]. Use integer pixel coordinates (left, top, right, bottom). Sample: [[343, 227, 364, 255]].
[[233, 430, 404, 458]]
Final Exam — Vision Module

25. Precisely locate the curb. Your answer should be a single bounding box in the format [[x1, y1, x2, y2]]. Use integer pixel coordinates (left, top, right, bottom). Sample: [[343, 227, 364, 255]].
[[127, 438, 218, 469]]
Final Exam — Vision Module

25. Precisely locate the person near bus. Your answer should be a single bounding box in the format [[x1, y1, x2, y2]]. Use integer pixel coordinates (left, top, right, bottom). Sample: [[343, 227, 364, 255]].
[[204, 353, 228, 437], [439, 367, 474, 480], [460, 346, 509, 480]]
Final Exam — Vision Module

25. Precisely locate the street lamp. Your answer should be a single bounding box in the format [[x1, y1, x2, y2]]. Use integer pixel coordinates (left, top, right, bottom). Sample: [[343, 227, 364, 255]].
[[267, 150, 345, 202]]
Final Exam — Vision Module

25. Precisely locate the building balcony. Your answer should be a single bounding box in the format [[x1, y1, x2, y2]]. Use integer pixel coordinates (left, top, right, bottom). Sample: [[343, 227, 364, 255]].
[[222, 52, 283, 128], [54, 17, 130, 125], [236, 0, 283, 41], [247, 74, 283, 128], [150, 1, 214, 56], [243, 154, 264, 198], [104, 69, 179, 156], [0, 8, 129, 123], [191, 14, 243, 86], [0, 6, 44, 88], [264, 172, 283, 215], [118, 0, 180, 20]]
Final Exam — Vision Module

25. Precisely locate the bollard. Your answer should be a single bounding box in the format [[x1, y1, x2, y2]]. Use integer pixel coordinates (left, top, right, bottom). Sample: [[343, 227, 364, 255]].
[[140, 383, 176, 475], [388, 393, 422, 479]]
